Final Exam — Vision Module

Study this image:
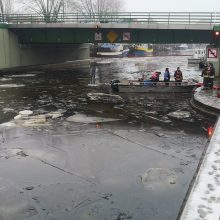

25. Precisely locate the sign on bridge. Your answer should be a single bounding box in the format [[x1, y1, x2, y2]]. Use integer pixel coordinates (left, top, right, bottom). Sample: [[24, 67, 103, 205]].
[[207, 48, 218, 58]]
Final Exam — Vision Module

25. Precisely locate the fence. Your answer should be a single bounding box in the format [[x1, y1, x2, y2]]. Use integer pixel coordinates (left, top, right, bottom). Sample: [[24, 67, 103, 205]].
[[0, 12, 220, 25]]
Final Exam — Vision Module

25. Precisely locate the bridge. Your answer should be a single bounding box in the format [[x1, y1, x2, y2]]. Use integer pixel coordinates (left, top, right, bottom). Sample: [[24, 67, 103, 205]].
[[0, 12, 220, 71], [2, 12, 220, 44]]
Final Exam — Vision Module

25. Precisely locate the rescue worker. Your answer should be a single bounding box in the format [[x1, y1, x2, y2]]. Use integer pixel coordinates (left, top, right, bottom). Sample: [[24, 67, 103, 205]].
[[150, 71, 161, 82], [164, 68, 170, 85], [201, 63, 215, 89], [174, 67, 183, 86], [209, 63, 215, 88]]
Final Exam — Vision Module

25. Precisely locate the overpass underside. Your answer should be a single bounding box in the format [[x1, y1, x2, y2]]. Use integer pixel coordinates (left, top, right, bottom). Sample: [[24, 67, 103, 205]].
[[11, 27, 213, 44], [0, 23, 215, 71]]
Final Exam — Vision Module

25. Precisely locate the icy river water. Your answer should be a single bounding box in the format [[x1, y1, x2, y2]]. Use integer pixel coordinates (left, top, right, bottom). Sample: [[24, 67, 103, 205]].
[[0, 56, 215, 220]]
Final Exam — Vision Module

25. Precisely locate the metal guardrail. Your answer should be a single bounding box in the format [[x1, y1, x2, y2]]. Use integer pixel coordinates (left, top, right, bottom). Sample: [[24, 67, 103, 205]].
[[0, 12, 220, 25]]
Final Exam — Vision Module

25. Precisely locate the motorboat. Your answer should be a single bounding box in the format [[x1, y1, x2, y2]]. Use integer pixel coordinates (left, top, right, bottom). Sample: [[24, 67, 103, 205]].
[[127, 44, 153, 57], [95, 43, 129, 58], [111, 80, 198, 93], [188, 48, 206, 64]]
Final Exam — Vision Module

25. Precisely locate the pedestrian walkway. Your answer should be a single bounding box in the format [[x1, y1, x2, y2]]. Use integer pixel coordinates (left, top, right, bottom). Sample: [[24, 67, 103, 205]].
[[195, 87, 220, 111], [190, 87, 220, 116], [179, 87, 220, 220]]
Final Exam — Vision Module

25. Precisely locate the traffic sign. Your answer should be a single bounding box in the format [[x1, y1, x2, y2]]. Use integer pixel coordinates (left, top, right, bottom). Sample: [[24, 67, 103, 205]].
[[123, 32, 131, 41], [207, 48, 218, 58]]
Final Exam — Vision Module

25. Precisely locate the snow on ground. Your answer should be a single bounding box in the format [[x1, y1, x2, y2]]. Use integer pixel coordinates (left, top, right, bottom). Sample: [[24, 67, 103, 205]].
[[180, 117, 220, 220]]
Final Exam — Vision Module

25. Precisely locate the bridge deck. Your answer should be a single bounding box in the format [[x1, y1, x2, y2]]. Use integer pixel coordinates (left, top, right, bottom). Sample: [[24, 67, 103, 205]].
[[8, 23, 215, 30]]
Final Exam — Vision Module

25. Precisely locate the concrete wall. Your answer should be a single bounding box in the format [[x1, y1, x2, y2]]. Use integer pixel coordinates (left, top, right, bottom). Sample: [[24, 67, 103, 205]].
[[0, 29, 90, 71]]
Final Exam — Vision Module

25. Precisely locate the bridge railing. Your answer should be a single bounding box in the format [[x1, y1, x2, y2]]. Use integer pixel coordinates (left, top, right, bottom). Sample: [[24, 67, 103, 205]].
[[1, 12, 220, 25]]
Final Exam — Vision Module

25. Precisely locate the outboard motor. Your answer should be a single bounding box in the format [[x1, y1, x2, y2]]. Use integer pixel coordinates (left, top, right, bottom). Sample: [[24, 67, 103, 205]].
[[110, 79, 120, 92]]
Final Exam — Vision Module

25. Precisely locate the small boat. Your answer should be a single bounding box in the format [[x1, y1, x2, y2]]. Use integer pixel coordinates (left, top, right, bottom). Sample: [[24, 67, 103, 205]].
[[127, 44, 153, 57], [111, 80, 197, 93], [176, 44, 189, 50], [95, 43, 129, 58], [188, 48, 206, 65]]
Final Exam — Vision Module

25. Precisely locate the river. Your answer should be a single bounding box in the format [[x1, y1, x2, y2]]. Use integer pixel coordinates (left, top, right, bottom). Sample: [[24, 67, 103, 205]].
[[0, 56, 214, 220]]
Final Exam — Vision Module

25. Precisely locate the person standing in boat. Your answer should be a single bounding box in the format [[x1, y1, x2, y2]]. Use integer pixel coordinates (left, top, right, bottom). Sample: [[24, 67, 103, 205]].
[[150, 71, 161, 82], [164, 68, 170, 85], [209, 63, 215, 88], [201, 63, 215, 89], [174, 67, 183, 86]]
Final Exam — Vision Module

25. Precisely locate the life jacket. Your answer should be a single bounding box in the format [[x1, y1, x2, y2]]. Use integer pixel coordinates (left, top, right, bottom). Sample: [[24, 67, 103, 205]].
[[151, 72, 159, 81], [175, 70, 182, 81], [164, 71, 170, 81], [202, 67, 211, 78]]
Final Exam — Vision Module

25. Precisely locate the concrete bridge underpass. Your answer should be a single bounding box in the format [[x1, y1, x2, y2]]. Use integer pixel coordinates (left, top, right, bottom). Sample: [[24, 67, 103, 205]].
[[0, 12, 220, 71]]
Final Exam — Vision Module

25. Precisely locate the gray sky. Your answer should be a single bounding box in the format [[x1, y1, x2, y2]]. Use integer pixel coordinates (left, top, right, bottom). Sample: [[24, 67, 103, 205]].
[[125, 0, 220, 12]]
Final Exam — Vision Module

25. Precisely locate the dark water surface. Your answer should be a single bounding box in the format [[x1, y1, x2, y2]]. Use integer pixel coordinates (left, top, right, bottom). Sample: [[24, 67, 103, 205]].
[[0, 56, 211, 220]]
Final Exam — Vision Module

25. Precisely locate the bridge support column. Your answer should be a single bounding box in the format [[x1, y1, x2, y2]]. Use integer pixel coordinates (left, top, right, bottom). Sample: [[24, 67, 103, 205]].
[[0, 28, 90, 71]]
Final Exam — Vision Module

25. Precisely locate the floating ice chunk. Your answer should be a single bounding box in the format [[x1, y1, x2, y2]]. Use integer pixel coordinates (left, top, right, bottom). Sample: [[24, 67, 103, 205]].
[[0, 78, 12, 81], [22, 115, 48, 127], [46, 110, 64, 119], [0, 178, 38, 219], [0, 84, 25, 88], [0, 121, 17, 127], [19, 110, 33, 116], [2, 108, 15, 113], [140, 168, 177, 189], [66, 113, 120, 123], [9, 74, 36, 77], [14, 110, 33, 121], [167, 110, 192, 120], [87, 93, 124, 103]]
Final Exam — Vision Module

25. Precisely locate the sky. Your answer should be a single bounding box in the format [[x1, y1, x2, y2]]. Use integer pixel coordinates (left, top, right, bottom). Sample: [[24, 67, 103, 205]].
[[125, 0, 220, 12]]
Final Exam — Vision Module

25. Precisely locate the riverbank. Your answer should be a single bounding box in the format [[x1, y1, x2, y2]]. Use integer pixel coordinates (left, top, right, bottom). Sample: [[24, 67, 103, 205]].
[[179, 85, 220, 220]]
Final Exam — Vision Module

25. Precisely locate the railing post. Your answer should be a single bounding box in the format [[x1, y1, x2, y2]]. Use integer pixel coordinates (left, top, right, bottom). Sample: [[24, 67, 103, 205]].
[[188, 12, 191, 24], [168, 12, 170, 24]]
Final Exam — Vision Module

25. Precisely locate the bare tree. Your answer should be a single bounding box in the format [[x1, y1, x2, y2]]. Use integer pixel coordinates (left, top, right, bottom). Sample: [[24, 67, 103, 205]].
[[14, 0, 124, 23], [18, 0, 65, 22], [0, 0, 13, 21], [67, 0, 124, 21]]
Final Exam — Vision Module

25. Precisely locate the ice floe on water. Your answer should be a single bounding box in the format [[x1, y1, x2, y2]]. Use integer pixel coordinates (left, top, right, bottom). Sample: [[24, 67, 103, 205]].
[[46, 110, 64, 119], [167, 110, 194, 122], [5, 146, 67, 170], [140, 168, 177, 189], [0, 78, 12, 82], [66, 113, 121, 123], [0, 84, 25, 88], [87, 93, 124, 103], [14, 113, 50, 127], [2, 108, 15, 113], [0, 178, 38, 220], [8, 74, 36, 78], [0, 109, 66, 128]]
